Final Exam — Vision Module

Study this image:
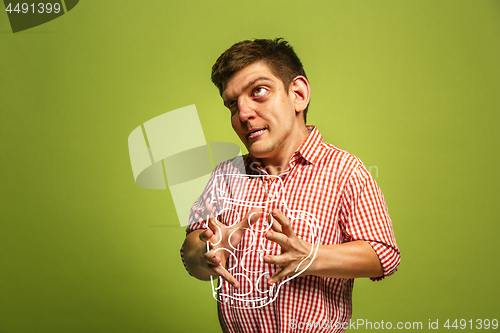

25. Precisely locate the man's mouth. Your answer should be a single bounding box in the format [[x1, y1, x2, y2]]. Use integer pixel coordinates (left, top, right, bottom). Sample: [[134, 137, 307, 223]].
[[247, 128, 266, 139]]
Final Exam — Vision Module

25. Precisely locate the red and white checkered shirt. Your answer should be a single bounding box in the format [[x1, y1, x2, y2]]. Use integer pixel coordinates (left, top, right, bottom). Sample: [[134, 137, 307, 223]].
[[180, 126, 400, 333]]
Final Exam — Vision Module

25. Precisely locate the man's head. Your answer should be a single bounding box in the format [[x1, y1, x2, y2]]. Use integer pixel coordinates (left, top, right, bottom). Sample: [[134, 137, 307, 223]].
[[211, 39, 311, 170], [211, 38, 310, 122]]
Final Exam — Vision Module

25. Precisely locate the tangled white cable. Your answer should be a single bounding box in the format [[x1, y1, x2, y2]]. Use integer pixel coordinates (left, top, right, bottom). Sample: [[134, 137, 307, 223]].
[[207, 173, 320, 309]]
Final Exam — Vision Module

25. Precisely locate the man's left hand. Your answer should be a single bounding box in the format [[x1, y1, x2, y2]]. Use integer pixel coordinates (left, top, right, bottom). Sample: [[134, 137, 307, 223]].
[[263, 209, 316, 285]]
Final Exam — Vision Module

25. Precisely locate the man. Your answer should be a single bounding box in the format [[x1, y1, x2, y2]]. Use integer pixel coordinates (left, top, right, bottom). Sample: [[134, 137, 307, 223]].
[[181, 38, 400, 333]]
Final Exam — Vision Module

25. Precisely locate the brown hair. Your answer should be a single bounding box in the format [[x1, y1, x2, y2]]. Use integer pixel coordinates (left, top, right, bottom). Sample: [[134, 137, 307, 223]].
[[211, 38, 309, 122]]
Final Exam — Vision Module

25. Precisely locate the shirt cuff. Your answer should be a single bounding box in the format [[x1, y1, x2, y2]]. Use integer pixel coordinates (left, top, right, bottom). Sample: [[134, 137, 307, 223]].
[[179, 221, 207, 276], [367, 241, 401, 281]]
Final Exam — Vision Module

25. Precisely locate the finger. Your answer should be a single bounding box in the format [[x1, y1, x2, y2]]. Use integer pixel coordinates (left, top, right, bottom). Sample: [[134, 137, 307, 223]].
[[204, 248, 219, 263], [206, 203, 214, 217], [207, 215, 222, 245], [271, 209, 295, 237], [199, 228, 213, 242], [265, 229, 289, 249], [268, 266, 293, 285], [210, 264, 240, 289], [205, 203, 221, 236], [270, 217, 283, 233], [207, 213, 218, 232], [263, 254, 288, 266]]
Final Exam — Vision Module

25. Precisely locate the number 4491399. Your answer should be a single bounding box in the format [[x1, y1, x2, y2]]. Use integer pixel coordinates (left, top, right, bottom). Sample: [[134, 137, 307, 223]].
[[444, 319, 498, 329], [5, 3, 61, 14]]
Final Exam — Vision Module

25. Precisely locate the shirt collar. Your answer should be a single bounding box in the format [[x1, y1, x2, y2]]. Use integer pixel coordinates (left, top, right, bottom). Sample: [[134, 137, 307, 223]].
[[245, 125, 323, 175], [294, 125, 323, 165]]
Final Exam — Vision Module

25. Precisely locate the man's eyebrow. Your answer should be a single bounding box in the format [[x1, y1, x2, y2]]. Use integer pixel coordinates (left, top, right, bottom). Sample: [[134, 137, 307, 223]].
[[242, 76, 272, 92]]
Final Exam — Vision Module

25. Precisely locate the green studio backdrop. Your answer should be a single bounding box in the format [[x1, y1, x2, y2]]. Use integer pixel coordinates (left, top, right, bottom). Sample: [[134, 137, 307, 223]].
[[1, 1, 499, 332]]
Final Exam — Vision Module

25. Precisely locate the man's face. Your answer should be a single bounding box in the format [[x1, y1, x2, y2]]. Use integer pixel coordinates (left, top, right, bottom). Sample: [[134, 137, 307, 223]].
[[222, 61, 305, 163]]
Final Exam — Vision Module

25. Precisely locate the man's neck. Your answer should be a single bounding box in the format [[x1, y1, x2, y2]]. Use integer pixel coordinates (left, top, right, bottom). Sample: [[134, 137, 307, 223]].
[[257, 125, 310, 176]]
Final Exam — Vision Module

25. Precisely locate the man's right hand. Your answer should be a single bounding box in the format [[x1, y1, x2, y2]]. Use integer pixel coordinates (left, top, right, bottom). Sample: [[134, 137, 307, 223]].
[[183, 204, 262, 288]]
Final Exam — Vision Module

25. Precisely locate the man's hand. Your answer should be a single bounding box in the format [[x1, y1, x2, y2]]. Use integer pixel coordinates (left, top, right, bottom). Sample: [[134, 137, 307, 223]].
[[263, 209, 317, 285], [199, 204, 262, 288], [263, 209, 385, 281]]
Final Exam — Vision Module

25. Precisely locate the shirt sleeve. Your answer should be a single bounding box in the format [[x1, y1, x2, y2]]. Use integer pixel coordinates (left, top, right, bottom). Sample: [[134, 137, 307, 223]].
[[338, 162, 400, 281], [179, 160, 236, 274], [179, 166, 218, 275]]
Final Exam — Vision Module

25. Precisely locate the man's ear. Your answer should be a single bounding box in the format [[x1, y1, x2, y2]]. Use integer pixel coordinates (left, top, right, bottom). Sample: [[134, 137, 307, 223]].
[[290, 76, 310, 114]]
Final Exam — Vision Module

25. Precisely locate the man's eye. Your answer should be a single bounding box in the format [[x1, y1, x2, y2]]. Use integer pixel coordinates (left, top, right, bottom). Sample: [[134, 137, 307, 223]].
[[253, 87, 268, 97], [227, 101, 237, 115]]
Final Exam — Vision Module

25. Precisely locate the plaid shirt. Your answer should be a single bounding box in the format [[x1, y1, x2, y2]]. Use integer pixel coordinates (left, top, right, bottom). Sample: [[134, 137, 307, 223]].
[[181, 126, 400, 333]]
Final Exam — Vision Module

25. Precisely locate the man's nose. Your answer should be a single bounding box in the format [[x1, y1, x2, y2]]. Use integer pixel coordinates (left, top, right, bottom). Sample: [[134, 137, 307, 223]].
[[237, 97, 256, 122]]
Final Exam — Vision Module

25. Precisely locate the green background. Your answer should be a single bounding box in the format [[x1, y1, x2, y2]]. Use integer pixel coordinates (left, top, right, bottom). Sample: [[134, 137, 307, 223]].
[[1, 0, 499, 332]]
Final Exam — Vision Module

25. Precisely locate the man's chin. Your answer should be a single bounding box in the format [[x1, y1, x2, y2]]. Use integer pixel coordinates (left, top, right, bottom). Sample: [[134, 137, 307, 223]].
[[246, 140, 273, 157], [248, 148, 270, 159]]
